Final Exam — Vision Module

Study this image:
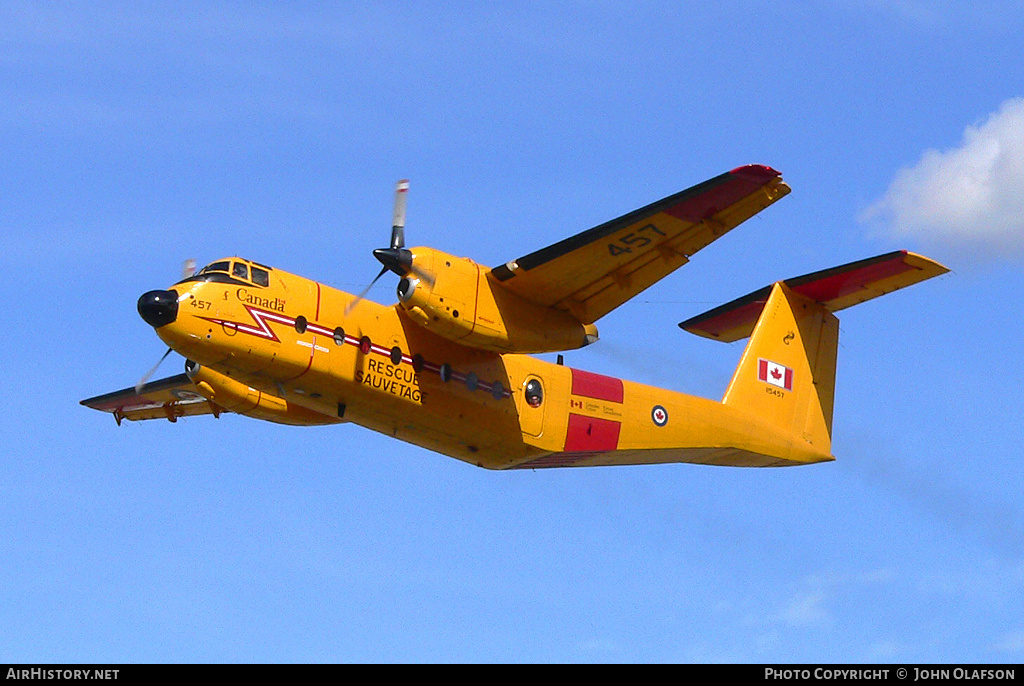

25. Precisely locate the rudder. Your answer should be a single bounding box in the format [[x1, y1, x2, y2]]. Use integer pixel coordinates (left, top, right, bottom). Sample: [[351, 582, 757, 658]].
[[722, 282, 838, 458]]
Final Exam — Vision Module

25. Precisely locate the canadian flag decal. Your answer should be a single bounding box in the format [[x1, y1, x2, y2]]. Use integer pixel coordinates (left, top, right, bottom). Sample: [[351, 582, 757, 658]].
[[758, 359, 793, 391]]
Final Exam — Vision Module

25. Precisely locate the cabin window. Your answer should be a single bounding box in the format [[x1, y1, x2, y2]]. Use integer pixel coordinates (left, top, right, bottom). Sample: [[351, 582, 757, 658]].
[[232, 262, 248, 280], [295, 315, 307, 334], [252, 266, 270, 287], [525, 379, 543, 407]]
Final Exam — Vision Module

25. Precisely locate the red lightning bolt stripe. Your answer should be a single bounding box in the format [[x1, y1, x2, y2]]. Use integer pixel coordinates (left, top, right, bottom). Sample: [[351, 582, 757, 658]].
[[195, 307, 512, 398], [198, 306, 293, 342]]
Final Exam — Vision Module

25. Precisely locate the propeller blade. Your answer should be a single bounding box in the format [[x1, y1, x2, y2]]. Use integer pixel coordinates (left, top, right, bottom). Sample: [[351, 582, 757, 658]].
[[182, 258, 197, 279], [135, 347, 173, 393], [348, 179, 425, 313], [390, 179, 409, 249], [345, 265, 390, 315]]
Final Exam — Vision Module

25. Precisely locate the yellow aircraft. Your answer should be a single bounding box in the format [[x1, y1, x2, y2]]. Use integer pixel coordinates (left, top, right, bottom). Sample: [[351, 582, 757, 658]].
[[81, 166, 947, 469]]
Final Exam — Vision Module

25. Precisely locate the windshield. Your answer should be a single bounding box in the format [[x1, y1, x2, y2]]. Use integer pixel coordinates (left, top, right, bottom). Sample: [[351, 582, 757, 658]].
[[199, 260, 230, 274], [176, 259, 272, 287]]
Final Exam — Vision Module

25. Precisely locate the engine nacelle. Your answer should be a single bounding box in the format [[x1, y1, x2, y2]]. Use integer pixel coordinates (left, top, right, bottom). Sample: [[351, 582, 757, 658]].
[[396, 247, 598, 353], [185, 361, 341, 426]]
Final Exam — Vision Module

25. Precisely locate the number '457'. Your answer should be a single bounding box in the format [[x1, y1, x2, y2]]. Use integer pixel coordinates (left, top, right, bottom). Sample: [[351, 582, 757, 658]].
[[607, 224, 666, 256]]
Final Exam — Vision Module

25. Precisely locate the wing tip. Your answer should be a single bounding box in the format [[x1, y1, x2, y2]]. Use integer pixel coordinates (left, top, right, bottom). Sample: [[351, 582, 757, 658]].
[[729, 164, 782, 181], [902, 250, 951, 277]]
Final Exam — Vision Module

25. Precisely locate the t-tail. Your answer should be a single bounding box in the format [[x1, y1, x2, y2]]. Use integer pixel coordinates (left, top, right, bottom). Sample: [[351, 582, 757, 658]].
[[680, 251, 948, 461]]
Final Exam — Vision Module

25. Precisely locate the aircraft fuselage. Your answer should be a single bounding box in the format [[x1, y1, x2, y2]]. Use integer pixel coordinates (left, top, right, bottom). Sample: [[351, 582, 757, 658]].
[[145, 257, 831, 469]]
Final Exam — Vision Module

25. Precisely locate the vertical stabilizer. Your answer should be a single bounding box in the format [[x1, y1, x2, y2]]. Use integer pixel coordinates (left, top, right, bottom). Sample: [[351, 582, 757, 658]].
[[722, 282, 838, 458]]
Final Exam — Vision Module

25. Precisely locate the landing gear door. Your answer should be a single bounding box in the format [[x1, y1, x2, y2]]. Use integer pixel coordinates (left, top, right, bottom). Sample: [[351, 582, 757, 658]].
[[517, 375, 545, 438]]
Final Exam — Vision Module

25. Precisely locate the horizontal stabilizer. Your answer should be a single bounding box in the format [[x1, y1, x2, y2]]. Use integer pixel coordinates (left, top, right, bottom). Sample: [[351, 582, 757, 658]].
[[680, 251, 948, 342]]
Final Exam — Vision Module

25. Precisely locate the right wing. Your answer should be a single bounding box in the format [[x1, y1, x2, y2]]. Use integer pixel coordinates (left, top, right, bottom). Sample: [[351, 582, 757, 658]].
[[80, 373, 223, 424], [490, 165, 790, 324]]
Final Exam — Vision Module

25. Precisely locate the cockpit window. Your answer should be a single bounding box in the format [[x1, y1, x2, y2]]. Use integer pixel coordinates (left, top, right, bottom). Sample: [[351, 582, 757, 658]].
[[251, 266, 270, 287], [200, 261, 230, 274], [178, 258, 272, 288]]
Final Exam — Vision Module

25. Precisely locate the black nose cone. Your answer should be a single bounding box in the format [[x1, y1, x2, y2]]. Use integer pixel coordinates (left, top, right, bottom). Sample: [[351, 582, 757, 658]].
[[373, 247, 413, 276], [138, 290, 179, 328]]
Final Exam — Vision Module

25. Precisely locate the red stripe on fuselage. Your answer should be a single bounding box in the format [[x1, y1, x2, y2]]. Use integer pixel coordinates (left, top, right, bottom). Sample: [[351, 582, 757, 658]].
[[563, 413, 621, 452], [195, 306, 512, 399], [570, 368, 624, 403]]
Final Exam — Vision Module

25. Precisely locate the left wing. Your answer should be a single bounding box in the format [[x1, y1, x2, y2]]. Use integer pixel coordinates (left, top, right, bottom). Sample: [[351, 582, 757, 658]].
[[80, 373, 222, 424], [490, 165, 790, 324]]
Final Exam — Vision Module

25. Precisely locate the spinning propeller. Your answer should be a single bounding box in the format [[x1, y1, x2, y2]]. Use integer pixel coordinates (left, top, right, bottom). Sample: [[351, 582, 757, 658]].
[[346, 180, 433, 314], [135, 347, 173, 393]]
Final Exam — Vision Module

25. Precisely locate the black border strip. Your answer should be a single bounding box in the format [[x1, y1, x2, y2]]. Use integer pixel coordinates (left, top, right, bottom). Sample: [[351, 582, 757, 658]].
[[491, 170, 735, 280]]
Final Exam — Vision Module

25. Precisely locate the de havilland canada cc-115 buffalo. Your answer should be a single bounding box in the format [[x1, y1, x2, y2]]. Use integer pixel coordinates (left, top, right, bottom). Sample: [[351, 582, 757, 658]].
[[82, 166, 947, 469]]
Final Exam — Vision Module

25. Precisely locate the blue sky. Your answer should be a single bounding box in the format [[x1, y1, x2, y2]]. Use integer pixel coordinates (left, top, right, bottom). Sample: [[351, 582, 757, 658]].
[[2, 1, 1024, 663]]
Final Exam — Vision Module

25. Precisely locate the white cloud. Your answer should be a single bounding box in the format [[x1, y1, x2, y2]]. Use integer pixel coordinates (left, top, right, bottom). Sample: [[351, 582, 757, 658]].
[[862, 97, 1024, 258], [767, 570, 897, 631], [575, 637, 621, 658], [992, 630, 1024, 654], [777, 587, 832, 627], [867, 640, 902, 659]]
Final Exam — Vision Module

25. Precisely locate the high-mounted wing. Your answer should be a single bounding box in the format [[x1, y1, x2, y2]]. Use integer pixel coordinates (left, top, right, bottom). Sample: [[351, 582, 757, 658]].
[[80, 373, 222, 424], [680, 251, 950, 342], [490, 165, 790, 324]]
